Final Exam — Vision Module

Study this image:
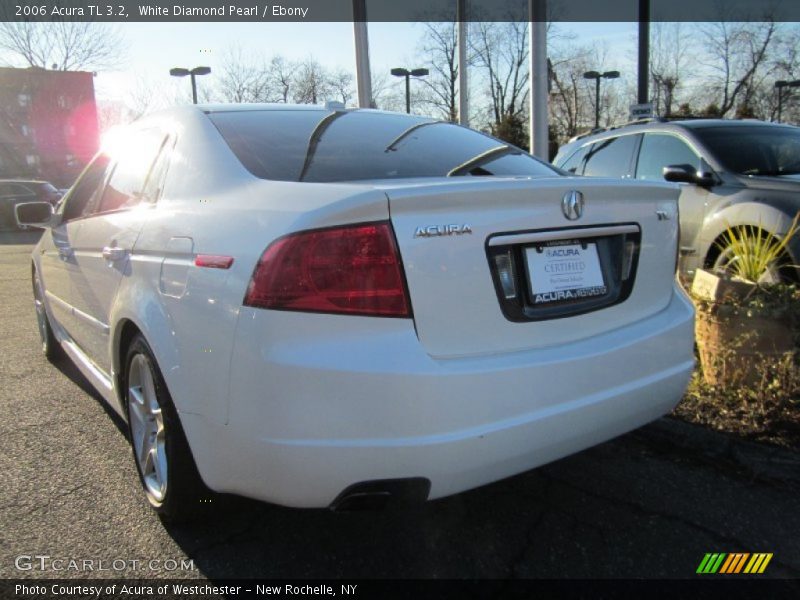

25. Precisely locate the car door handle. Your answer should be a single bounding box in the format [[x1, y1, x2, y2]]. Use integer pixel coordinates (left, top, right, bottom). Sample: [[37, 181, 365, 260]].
[[102, 246, 127, 261]]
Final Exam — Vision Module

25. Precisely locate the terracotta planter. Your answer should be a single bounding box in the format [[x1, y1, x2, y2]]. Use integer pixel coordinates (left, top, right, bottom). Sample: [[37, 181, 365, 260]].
[[691, 269, 796, 387], [695, 308, 795, 387]]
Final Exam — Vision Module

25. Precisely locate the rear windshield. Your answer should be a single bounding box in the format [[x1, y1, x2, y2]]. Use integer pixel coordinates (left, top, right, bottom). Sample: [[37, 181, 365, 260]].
[[693, 125, 800, 176], [207, 109, 558, 183]]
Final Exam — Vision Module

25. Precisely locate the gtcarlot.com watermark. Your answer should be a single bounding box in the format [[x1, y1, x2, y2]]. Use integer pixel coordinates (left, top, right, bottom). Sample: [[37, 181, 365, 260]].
[[14, 554, 196, 573]]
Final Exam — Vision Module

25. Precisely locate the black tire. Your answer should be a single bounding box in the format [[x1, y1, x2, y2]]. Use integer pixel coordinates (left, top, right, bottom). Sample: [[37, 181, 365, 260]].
[[124, 333, 212, 523], [32, 267, 63, 362]]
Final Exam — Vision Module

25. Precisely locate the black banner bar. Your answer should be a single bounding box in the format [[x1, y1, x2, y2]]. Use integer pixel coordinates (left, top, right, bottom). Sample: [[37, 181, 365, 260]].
[[3, 0, 800, 23], [2, 579, 800, 600]]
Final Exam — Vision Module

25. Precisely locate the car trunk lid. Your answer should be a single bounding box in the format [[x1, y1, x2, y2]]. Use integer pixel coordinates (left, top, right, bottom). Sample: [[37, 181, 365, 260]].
[[382, 177, 679, 358]]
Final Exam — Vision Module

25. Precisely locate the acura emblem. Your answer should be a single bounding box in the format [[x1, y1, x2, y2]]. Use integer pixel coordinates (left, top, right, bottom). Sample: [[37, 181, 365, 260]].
[[414, 224, 473, 238], [561, 191, 584, 221]]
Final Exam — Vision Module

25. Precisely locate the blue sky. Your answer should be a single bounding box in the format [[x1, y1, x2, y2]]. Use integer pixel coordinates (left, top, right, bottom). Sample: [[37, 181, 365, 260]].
[[95, 21, 639, 103]]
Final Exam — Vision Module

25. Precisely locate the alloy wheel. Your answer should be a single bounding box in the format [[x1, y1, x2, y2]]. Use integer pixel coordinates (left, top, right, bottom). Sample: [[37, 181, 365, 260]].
[[127, 354, 168, 503]]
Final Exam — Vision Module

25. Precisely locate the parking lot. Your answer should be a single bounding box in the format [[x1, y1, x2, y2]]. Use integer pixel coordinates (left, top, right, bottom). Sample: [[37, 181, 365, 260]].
[[1, 231, 799, 581]]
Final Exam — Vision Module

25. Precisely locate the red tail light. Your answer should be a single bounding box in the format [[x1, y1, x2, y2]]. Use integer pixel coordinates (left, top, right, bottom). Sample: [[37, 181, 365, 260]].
[[244, 221, 411, 317]]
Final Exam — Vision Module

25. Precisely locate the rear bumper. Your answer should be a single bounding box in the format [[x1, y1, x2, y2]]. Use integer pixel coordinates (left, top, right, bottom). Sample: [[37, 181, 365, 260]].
[[182, 284, 695, 508]]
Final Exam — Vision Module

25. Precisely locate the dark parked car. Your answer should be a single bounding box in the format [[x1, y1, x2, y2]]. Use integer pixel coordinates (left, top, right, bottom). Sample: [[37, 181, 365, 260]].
[[0, 179, 62, 230], [553, 119, 800, 282]]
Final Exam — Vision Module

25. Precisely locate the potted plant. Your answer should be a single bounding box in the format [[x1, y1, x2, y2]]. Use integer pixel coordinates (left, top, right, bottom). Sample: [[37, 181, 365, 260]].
[[691, 213, 800, 387]]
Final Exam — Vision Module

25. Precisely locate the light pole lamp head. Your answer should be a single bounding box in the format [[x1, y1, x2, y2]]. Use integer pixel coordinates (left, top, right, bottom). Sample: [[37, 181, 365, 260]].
[[169, 68, 190, 77], [775, 80, 788, 89], [602, 70, 620, 79], [191, 66, 211, 76], [391, 68, 410, 77], [788, 80, 800, 88], [583, 71, 600, 80], [410, 68, 429, 77]]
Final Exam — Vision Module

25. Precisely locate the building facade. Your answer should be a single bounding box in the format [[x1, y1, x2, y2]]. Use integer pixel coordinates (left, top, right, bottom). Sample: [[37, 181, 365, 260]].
[[0, 67, 99, 187]]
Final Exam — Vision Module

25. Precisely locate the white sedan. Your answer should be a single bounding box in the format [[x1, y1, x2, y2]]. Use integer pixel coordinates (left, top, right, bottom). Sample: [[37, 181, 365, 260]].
[[18, 105, 694, 522]]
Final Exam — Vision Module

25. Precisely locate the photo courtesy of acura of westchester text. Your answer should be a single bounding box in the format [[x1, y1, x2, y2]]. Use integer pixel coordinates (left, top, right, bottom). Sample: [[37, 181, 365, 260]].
[[1, 0, 799, 590]]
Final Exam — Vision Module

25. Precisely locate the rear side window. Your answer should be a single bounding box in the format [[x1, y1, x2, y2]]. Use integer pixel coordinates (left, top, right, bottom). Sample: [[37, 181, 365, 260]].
[[208, 110, 558, 182], [635, 133, 700, 181], [582, 135, 639, 178], [97, 129, 167, 213], [141, 135, 174, 203], [558, 144, 590, 174], [61, 155, 111, 221]]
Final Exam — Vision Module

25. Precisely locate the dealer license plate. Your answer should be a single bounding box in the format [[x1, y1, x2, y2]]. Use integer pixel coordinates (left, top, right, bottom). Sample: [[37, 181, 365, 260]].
[[526, 242, 607, 305]]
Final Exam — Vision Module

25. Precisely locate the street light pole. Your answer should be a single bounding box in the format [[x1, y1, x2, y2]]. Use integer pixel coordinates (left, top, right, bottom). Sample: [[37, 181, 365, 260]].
[[189, 72, 197, 104], [170, 66, 211, 105], [391, 67, 429, 114], [583, 70, 620, 129]]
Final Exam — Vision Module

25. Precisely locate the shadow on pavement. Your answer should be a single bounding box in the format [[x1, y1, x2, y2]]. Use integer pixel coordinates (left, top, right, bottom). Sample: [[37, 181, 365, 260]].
[[157, 419, 800, 579], [52, 351, 128, 437]]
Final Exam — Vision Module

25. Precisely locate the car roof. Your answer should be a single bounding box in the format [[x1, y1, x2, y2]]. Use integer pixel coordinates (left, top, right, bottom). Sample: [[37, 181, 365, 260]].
[[200, 103, 331, 113], [143, 103, 432, 122], [555, 119, 799, 160], [670, 119, 797, 130], [572, 118, 795, 142]]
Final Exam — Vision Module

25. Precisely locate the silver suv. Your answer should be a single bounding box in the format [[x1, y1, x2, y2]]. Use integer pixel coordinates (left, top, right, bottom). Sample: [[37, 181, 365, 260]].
[[554, 119, 800, 282]]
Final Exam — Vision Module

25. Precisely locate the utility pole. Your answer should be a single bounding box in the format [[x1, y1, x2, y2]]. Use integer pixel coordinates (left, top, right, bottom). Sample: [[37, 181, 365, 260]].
[[638, 0, 650, 105], [457, 0, 469, 125], [529, 0, 548, 159], [352, 0, 372, 108]]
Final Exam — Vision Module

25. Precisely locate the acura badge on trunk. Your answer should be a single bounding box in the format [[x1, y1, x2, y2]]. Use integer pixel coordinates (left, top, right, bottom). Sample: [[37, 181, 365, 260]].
[[562, 191, 584, 221]]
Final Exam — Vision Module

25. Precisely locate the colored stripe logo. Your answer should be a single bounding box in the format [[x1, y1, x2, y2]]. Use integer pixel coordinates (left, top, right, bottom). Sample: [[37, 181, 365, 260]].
[[697, 553, 773, 574]]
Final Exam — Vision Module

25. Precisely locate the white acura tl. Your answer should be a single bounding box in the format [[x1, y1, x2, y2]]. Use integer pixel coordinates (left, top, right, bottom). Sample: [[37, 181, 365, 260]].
[[18, 105, 694, 521]]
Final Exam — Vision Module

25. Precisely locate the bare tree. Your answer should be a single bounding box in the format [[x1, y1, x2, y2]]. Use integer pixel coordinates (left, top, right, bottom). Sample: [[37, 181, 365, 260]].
[[700, 20, 778, 116], [98, 73, 187, 133], [470, 20, 530, 127], [548, 42, 593, 142], [216, 46, 270, 103], [267, 55, 297, 103], [327, 68, 354, 105], [97, 100, 129, 135], [764, 25, 800, 122], [293, 58, 331, 105], [650, 23, 694, 116], [0, 21, 124, 71], [416, 22, 461, 122], [370, 71, 405, 112], [127, 74, 164, 118]]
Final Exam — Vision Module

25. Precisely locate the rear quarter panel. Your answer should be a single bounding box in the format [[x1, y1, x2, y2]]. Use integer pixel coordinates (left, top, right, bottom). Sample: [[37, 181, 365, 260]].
[[112, 110, 390, 425]]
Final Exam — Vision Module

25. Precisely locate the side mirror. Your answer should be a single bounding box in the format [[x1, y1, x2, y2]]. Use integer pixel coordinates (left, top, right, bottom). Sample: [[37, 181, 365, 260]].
[[15, 201, 56, 229], [662, 164, 696, 184], [695, 172, 716, 187], [662, 164, 716, 187]]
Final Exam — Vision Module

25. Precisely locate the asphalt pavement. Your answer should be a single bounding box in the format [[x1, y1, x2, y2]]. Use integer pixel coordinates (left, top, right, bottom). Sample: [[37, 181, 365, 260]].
[[1, 230, 799, 581]]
